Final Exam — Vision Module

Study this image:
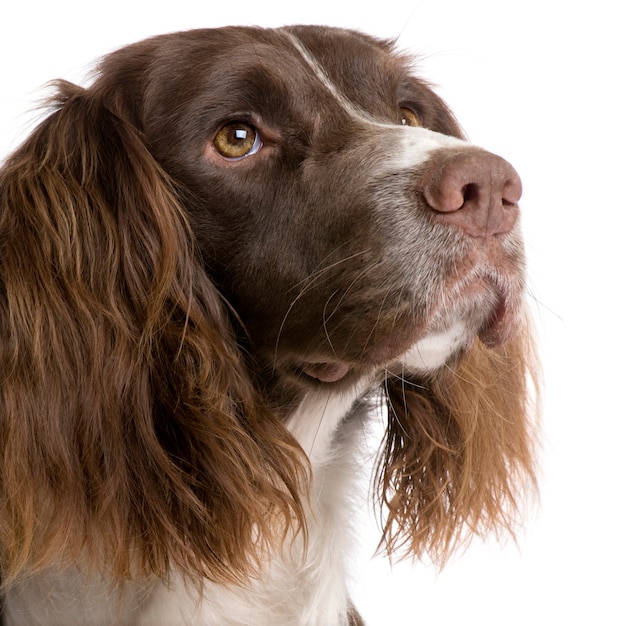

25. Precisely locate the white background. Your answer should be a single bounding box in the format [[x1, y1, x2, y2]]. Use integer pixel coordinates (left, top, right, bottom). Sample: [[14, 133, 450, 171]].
[[1, 1, 624, 624]]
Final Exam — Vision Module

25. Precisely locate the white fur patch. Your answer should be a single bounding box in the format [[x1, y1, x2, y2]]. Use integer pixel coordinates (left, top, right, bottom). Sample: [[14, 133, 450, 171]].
[[285, 382, 370, 464], [387, 127, 466, 170], [284, 32, 374, 124], [400, 321, 468, 372]]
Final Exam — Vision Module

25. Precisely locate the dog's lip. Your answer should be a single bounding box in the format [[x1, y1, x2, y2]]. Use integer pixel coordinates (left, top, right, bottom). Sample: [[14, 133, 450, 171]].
[[476, 281, 518, 347], [412, 275, 518, 351], [299, 361, 352, 383]]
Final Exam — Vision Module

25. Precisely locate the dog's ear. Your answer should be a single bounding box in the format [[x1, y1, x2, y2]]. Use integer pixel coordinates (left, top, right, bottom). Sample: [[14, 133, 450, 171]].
[[0, 80, 307, 587], [377, 328, 538, 564]]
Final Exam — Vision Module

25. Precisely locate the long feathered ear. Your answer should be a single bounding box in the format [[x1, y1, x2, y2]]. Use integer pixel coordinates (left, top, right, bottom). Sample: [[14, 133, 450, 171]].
[[0, 81, 307, 588], [377, 325, 538, 565]]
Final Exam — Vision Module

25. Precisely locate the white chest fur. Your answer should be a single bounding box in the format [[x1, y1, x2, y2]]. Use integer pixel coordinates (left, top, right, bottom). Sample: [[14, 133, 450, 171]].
[[134, 386, 370, 626]]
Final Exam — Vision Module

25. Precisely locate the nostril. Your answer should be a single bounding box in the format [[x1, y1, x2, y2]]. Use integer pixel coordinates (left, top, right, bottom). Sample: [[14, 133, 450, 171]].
[[462, 183, 479, 206], [502, 175, 523, 207]]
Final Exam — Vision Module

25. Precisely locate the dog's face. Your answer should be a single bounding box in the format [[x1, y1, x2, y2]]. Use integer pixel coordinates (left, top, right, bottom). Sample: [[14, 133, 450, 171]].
[[100, 25, 525, 387]]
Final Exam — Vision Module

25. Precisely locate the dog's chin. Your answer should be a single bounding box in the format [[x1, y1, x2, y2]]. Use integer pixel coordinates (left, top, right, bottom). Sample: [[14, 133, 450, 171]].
[[291, 322, 469, 386], [292, 300, 518, 385], [284, 276, 523, 386]]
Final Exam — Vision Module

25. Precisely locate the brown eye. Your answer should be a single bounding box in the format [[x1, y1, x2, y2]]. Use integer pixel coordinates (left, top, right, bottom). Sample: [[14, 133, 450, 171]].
[[399, 107, 421, 127], [213, 122, 262, 160]]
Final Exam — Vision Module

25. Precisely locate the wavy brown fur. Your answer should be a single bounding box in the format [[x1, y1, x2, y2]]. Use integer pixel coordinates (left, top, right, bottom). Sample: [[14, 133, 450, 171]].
[[0, 81, 307, 588], [378, 329, 538, 564]]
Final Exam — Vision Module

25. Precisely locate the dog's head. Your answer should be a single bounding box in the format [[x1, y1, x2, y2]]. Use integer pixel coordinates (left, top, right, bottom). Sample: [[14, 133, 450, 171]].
[[0, 26, 537, 585]]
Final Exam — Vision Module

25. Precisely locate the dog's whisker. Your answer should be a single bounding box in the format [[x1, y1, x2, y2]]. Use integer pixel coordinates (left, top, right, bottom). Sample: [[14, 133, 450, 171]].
[[273, 248, 371, 366], [527, 290, 564, 322], [287, 247, 371, 295]]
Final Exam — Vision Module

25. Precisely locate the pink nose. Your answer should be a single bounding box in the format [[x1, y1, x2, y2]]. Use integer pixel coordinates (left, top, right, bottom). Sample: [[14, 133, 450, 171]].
[[421, 149, 522, 237]]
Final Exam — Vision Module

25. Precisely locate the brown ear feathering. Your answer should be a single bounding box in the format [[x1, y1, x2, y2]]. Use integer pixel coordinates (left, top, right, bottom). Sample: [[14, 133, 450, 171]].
[[0, 80, 307, 588], [378, 331, 538, 565]]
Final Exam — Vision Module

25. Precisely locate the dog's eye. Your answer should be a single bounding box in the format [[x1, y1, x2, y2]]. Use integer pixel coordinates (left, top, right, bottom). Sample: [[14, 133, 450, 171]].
[[399, 107, 421, 127], [213, 122, 263, 160]]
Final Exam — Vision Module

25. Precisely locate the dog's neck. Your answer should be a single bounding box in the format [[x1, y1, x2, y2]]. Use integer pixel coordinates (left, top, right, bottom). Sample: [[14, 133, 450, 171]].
[[285, 378, 374, 466]]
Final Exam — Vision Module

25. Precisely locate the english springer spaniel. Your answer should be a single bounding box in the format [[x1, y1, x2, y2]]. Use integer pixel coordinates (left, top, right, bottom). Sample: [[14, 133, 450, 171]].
[[0, 25, 537, 625]]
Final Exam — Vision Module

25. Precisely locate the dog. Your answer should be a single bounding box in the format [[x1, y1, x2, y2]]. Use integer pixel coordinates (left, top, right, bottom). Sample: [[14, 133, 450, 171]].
[[0, 25, 537, 625]]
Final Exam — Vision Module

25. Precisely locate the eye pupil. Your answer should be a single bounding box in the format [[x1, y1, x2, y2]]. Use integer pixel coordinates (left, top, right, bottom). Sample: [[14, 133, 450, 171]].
[[214, 122, 262, 159]]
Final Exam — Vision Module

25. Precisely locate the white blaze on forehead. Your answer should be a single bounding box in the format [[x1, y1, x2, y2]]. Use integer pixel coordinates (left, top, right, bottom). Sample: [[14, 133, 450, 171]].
[[284, 31, 469, 169], [283, 31, 375, 123], [388, 127, 467, 170]]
